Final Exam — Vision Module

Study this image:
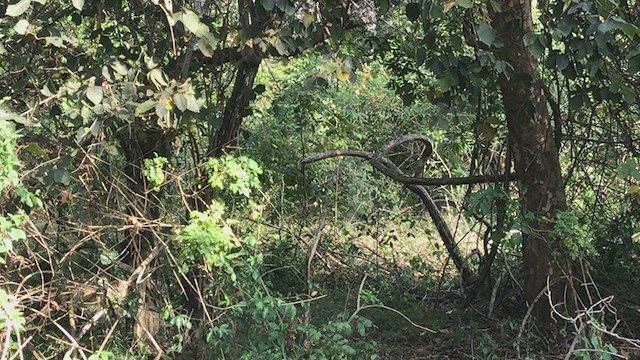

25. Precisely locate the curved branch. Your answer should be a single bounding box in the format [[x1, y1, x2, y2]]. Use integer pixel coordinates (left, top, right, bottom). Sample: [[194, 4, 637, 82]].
[[381, 133, 434, 156], [299, 149, 374, 165], [300, 134, 473, 282]]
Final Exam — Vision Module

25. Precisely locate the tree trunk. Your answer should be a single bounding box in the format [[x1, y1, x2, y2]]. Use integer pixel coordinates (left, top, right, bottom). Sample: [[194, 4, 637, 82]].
[[209, 48, 262, 156], [208, 0, 263, 156], [489, 0, 572, 323]]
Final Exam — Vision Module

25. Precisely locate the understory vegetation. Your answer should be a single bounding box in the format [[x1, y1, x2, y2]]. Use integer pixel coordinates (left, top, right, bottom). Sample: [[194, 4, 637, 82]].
[[1, 0, 640, 359]]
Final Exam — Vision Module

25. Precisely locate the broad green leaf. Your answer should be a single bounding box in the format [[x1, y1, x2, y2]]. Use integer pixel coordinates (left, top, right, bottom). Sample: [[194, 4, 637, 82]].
[[54, 169, 71, 185], [456, 0, 473, 9], [477, 22, 496, 46], [617, 158, 640, 180], [598, 18, 622, 33], [476, 123, 496, 140], [621, 23, 640, 38], [86, 86, 103, 105], [135, 100, 156, 116], [155, 100, 169, 119], [261, 0, 275, 10], [276, 0, 295, 15], [376, 0, 390, 15], [8, 228, 26, 241], [14, 19, 29, 34], [45, 36, 63, 47], [196, 31, 217, 57], [89, 119, 102, 136], [186, 96, 200, 112], [406, 2, 420, 21], [555, 54, 569, 70], [173, 93, 188, 111], [568, 93, 583, 110], [523, 32, 537, 46], [111, 61, 128, 76], [182, 10, 200, 34], [437, 71, 458, 92], [336, 64, 350, 81], [72, 0, 84, 10], [148, 68, 168, 88], [302, 12, 314, 28], [274, 38, 287, 55], [5, 0, 31, 17]]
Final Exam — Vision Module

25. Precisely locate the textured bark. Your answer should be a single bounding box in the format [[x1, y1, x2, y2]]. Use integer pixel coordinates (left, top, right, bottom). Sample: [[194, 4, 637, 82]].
[[489, 0, 571, 322], [209, 47, 262, 156]]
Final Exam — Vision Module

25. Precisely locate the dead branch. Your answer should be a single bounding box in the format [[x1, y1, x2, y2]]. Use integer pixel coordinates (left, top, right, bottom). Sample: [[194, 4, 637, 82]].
[[300, 134, 477, 282]]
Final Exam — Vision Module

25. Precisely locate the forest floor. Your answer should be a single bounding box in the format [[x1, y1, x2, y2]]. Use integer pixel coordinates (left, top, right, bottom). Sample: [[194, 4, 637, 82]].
[[311, 215, 640, 359]]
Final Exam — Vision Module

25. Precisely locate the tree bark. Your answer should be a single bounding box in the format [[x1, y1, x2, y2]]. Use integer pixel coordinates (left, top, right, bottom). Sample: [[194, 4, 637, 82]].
[[209, 47, 262, 156], [489, 0, 572, 322]]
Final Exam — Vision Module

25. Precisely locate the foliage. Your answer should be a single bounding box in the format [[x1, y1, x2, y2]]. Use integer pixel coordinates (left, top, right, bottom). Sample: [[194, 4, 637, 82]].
[[1, 0, 640, 358], [142, 154, 169, 192], [205, 155, 263, 198]]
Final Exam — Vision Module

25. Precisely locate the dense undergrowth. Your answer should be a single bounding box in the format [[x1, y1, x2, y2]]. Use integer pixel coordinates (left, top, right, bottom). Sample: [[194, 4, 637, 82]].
[[2, 0, 640, 356], [2, 54, 640, 359]]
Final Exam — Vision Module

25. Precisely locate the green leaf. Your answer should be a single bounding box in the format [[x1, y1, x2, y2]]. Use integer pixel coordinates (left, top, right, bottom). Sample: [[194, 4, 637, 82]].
[[155, 101, 168, 119], [173, 93, 188, 111], [437, 71, 458, 92], [376, 0, 390, 15], [569, 93, 583, 110], [135, 100, 156, 116], [456, 0, 473, 9], [478, 22, 496, 46], [276, 0, 295, 15], [186, 95, 200, 112], [556, 54, 569, 70], [406, 2, 420, 21], [274, 38, 287, 55], [302, 12, 314, 28], [182, 10, 200, 34], [628, 54, 640, 74], [14, 19, 29, 34], [54, 169, 71, 185], [72, 0, 84, 10], [196, 31, 217, 57], [261, 0, 275, 10], [621, 23, 640, 38], [523, 32, 537, 46], [598, 18, 622, 33], [111, 61, 128, 76], [5, 0, 31, 17], [86, 86, 103, 105]]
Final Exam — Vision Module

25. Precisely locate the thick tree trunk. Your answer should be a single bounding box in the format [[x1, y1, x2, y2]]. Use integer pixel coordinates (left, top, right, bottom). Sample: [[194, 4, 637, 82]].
[[208, 0, 263, 156], [490, 0, 572, 322], [209, 47, 262, 156]]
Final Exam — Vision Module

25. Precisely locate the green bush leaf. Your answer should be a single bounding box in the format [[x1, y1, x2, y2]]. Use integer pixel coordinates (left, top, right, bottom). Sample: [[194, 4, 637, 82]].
[[182, 10, 200, 34], [86, 86, 103, 105], [5, 0, 31, 17], [478, 22, 496, 46], [456, 0, 473, 9], [406, 2, 420, 21], [261, 0, 274, 11], [72, 0, 84, 10]]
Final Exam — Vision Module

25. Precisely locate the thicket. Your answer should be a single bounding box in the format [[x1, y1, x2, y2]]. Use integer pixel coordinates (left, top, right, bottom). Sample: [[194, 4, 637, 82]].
[[1, 0, 640, 359]]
